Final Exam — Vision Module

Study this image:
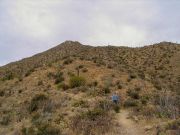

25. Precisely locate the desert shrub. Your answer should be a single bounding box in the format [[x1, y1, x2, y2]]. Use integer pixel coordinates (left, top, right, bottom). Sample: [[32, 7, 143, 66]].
[[141, 95, 149, 105], [2, 71, 14, 81], [92, 81, 98, 87], [113, 105, 120, 113], [117, 84, 122, 89], [25, 68, 35, 77], [18, 77, 23, 82], [127, 89, 140, 99], [93, 81, 98, 86], [98, 98, 120, 113], [82, 68, 88, 73], [166, 119, 180, 130], [116, 80, 122, 89], [71, 108, 113, 135], [88, 81, 98, 87], [43, 100, 55, 113], [127, 78, 131, 82], [28, 94, 49, 113], [78, 65, 84, 69], [54, 72, 64, 84], [129, 74, 136, 79], [69, 76, 86, 88], [79, 57, 84, 60], [0, 90, 5, 97], [154, 83, 162, 90], [72, 100, 89, 108], [0, 115, 10, 125], [31, 112, 42, 125], [154, 91, 179, 119], [141, 98, 148, 105], [152, 80, 162, 90], [47, 72, 55, 78], [135, 87, 141, 91], [138, 72, 145, 79], [37, 124, 60, 135], [97, 99, 111, 111], [57, 83, 69, 90], [107, 64, 113, 69], [63, 58, 73, 65], [124, 99, 139, 107], [141, 105, 157, 117], [21, 124, 61, 135], [37, 80, 43, 86], [67, 71, 75, 77], [103, 87, 111, 94]]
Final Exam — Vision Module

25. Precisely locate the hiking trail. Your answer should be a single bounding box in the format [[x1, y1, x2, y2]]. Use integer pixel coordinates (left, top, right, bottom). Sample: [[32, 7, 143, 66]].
[[112, 110, 153, 135]]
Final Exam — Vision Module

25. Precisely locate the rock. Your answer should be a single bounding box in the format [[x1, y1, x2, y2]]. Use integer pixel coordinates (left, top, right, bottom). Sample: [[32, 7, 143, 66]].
[[132, 116, 139, 122], [144, 125, 153, 131]]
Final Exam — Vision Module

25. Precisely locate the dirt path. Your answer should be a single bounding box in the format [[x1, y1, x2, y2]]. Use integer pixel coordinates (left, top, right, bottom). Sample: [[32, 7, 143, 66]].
[[113, 110, 149, 135]]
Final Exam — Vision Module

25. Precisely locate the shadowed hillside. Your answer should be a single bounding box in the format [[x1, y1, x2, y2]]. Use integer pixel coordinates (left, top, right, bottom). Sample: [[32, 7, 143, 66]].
[[0, 41, 179, 135]]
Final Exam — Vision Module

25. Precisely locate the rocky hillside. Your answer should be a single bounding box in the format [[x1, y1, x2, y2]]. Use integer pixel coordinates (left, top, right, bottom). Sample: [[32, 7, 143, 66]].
[[0, 41, 179, 135]]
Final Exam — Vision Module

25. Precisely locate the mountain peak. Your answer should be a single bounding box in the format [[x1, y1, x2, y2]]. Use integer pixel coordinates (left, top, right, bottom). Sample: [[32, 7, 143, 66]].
[[61, 40, 82, 46]]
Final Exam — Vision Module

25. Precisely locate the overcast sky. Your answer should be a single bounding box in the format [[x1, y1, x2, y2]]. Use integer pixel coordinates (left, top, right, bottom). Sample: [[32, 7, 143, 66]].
[[0, 0, 180, 66]]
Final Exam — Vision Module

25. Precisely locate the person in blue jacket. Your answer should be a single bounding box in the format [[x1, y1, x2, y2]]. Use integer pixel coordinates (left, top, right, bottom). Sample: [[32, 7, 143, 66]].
[[112, 92, 119, 104]]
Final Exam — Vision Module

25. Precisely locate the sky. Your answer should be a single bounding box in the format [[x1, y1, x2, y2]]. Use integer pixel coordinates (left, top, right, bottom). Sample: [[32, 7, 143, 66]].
[[0, 0, 180, 66]]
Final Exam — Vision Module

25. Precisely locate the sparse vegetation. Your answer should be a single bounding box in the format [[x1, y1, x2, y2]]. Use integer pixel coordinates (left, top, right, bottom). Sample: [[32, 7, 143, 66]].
[[2, 71, 14, 81], [71, 108, 113, 135], [124, 99, 139, 107], [0, 41, 179, 134], [72, 99, 89, 108], [21, 123, 61, 135]]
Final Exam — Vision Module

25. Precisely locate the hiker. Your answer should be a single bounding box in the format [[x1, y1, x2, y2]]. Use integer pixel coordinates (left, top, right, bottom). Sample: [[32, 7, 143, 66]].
[[112, 92, 119, 104]]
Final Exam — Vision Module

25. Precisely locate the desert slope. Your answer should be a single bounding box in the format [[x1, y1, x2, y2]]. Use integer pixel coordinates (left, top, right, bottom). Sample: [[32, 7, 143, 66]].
[[0, 41, 179, 135]]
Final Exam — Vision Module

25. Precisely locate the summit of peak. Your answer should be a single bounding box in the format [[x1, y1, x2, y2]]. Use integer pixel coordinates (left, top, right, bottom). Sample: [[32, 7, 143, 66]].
[[61, 40, 82, 46]]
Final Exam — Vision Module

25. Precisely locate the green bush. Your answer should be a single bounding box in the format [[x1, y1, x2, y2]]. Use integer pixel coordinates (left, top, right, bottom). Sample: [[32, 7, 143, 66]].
[[69, 76, 86, 88]]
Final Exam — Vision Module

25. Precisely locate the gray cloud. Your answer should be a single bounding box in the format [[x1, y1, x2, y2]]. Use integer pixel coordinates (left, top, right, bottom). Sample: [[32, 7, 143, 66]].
[[0, 0, 180, 65]]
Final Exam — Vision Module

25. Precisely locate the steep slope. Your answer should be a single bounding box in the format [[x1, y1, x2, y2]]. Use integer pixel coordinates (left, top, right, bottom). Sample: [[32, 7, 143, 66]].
[[0, 41, 179, 135]]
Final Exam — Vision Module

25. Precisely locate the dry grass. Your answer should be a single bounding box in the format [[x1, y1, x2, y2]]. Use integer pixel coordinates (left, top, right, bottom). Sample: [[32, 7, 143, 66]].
[[0, 41, 179, 134]]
